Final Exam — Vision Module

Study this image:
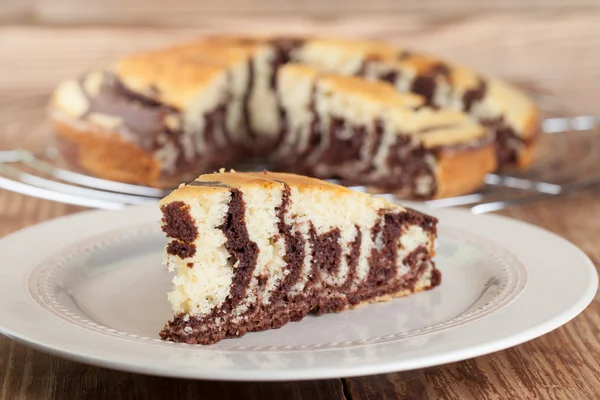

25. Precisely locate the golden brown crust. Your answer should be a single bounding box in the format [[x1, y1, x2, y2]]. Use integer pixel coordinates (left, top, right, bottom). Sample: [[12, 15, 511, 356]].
[[115, 54, 227, 110], [53, 120, 161, 187], [182, 170, 360, 195], [304, 37, 399, 60], [394, 53, 442, 75], [434, 143, 498, 199], [115, 40, 257, 75], [320, 73, 425, 109], [161, 170, 411, 213], [516, 140, 538, 170], [524, 105, 541, 142]]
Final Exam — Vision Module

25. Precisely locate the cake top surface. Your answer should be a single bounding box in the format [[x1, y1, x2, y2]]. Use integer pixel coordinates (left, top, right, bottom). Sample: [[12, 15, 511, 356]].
[[282, 64, 425, 109], [112, 42, 261, 109], [159, 170, 406, 211], [322, 73, 426, 109], [165, 40, 258, 65], [301, 37, 400, 59]]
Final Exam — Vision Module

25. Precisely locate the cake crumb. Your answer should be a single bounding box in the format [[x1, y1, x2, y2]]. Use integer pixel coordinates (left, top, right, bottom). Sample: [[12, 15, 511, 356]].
[[183, 326, 193, 334], [183, 314, 190, 322]]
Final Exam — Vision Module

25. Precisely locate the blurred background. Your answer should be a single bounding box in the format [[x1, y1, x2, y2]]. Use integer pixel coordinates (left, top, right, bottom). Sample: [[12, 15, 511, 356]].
[[0, 0, 599, 116]]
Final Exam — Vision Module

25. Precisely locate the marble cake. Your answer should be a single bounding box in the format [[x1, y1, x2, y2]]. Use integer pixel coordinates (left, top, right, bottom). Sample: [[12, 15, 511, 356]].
[[49, 36, 539, 198], [159, 170, 439, 344]]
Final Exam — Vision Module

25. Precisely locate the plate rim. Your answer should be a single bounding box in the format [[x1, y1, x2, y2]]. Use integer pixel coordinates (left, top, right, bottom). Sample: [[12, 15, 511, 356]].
[[0, 204, 597, 381]]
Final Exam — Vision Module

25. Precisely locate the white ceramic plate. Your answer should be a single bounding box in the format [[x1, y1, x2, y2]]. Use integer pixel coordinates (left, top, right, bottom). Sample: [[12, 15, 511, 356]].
[[0, 205, 596, 381]]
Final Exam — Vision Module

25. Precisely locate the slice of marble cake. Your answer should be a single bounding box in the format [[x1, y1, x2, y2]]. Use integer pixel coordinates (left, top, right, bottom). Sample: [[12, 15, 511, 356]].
[[159, 170, 439, 344]]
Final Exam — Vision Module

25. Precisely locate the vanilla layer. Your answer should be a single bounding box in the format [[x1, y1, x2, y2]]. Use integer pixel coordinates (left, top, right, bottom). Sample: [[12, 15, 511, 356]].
[[247, 47, 281, 140]]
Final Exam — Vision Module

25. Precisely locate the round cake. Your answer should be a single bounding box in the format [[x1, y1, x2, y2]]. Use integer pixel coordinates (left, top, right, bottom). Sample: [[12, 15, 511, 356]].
[[49, 36, 539, 199]]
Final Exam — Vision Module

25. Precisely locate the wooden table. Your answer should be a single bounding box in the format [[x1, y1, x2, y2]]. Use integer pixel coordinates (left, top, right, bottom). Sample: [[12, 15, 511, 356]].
[[1, 16, 600, 399]]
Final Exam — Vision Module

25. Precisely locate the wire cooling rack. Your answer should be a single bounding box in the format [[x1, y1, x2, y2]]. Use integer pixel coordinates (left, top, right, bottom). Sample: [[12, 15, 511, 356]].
[[0, 89, 598, 213]]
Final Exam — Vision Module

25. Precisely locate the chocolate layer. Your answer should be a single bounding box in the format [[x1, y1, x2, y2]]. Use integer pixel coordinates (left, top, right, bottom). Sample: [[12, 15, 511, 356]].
[[463, 79, 487, 113], [319, 118, 366, 166], [379, 70, 399, 85], [271, 183, 306, 299], [166, 240, 196, 259], [219, 189, 259, 312], [243, 59, 255, 139], [161, 201, 198, 243], [411, 75, 437, 107], [311, 227, 342, 276], [188, 180, 232, 188], [162, 201, 198, 260], [481, 116, 531, 166], [82, 76, 174, 150], [367, 213, 405, 287]]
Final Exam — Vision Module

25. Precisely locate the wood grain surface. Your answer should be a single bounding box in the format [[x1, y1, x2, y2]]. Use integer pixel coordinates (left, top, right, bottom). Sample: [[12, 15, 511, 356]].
[[1, 15, 599, 399], [3, 0, 600, 24]]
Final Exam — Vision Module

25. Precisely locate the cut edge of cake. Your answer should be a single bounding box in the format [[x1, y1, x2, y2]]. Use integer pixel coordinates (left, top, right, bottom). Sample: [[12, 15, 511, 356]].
[[158, 170, 440, 345]]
